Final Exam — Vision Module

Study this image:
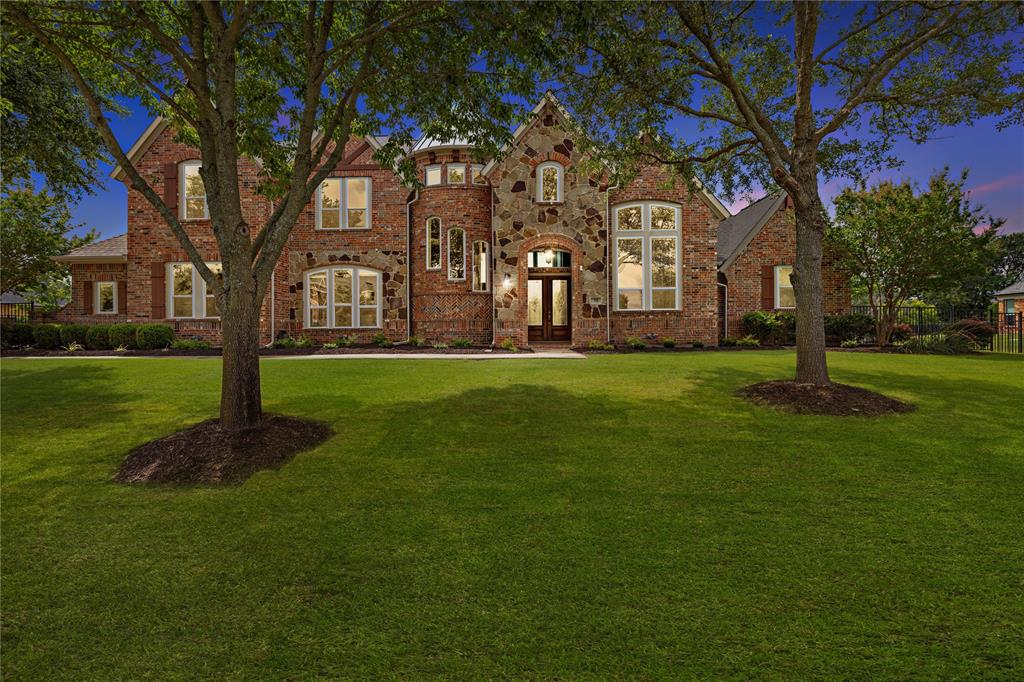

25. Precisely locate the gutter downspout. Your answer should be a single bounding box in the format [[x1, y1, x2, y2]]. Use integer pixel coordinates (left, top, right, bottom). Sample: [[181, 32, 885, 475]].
[[406, 189, 419, 343], [604, 183, 620, 344], [717, 281, 728, 339], [490, 183, 496, 347]]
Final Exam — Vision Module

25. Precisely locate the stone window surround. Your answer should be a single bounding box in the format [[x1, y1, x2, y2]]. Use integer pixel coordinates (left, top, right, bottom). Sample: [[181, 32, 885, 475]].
[[303, 265, 382, 329], [536, 161, 564, 204]]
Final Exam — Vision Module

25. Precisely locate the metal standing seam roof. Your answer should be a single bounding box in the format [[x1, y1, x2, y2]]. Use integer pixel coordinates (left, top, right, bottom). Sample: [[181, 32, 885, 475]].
[[52, 234, 127, 263]]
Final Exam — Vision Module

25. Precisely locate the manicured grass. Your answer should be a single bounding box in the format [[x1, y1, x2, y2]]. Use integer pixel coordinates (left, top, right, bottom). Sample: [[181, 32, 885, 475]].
[[2, 352, 1022, 678]]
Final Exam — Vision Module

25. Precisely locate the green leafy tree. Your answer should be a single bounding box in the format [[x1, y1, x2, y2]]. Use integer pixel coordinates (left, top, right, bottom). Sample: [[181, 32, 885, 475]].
[[927, 232, 1024, 310], [6, 1, 537, 429], [0, 188, 96, 294], [551, 1, 1022, 385], [20, 272, 72, 313], [828, 170, 998, 346]]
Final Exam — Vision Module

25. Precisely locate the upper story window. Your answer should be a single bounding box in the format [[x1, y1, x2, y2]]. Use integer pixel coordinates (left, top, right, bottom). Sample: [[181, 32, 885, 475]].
[[448, 227, 465, 281], [536, 161, 563, 203], [774, 265, 795, 309], [471, 164, 486, 185], [167, 262, 222, 319], [425, 164, 442, 186], [447, 163, 466, 185], [305, 266, 381, 329], [612, 202, 681, 311], [179, 161, 208, 220], [426, 217, 442, 270], [95, 281, 116, 314], [472, 240, 489, 291], [316, 177, 370, 230]]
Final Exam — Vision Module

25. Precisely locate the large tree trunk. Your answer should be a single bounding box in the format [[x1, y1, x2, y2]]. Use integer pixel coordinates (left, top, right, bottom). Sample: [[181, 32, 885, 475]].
[[219, 269, 263, 430], [791, 190, 832, 386]]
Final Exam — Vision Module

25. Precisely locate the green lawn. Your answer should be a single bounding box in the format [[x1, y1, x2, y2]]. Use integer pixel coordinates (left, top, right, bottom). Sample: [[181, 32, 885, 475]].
[[2, 352, 1022, 679]]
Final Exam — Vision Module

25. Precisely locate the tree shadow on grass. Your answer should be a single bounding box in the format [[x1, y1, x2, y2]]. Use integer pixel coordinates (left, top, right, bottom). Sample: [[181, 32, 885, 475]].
[[1, 364, 131, 432]]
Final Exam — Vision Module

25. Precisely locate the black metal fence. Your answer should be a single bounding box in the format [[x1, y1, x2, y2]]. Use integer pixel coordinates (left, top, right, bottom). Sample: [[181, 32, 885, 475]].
[[0, 302, 34, 321], [852, 305, 1022, 354]]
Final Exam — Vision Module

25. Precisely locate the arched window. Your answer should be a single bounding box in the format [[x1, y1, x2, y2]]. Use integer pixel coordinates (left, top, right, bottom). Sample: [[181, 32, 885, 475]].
[[536, 161, 563, 203], [179, 160, 208, 220], [426, 217, 442, 270], [448, 228, 466, 281], [305, 266, 381, 329], [612, 202, 681, 311]]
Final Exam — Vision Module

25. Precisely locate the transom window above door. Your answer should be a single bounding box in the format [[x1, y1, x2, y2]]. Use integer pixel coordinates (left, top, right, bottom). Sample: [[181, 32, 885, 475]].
[[612, 202, 681, 311], [528, 249, 571, 269], [316, 177, 370, 230]]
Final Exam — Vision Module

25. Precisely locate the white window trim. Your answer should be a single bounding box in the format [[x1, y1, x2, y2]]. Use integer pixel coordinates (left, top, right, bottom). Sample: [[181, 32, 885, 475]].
[[774, 265, 795, 309], [303, 266, 382, 329], [611, 202, 682, 311], [447, 227, 466, 282], [471, 164, 486, 185], [425, 164, 442, 186], [472, 240, 489, 292], [166, 262, 221, 319], [426, 217, 442, 271], [446, 163, 467, 185], [315, 177, 372, 230], [179, 160, 209, 221], [94, 281, 117, 315], [536, 161, 563, 203]]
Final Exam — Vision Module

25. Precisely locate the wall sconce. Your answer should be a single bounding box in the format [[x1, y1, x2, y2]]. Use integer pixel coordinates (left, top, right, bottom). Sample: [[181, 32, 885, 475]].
[[502, 274, 513, 289], [543, 248, 554, 266]]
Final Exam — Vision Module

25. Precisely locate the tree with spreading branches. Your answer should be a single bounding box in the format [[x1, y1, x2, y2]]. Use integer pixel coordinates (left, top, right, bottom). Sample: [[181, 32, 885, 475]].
[[552, 0, 1023, 385], [5, 0, 538, 430]]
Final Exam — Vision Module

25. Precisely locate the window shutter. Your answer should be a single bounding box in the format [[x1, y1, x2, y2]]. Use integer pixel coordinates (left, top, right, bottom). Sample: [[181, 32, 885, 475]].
[[761, 265, 775, 310], [83, 281, 93, 315], [117, 280, 128, 315], [151, 263, 166, 319], [163, 163, 178, 212]]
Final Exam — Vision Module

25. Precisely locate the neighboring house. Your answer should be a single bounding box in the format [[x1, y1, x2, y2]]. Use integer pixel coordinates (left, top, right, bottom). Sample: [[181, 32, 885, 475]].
[[994, 278, 1023, 327], [53, 93, 850, 347]]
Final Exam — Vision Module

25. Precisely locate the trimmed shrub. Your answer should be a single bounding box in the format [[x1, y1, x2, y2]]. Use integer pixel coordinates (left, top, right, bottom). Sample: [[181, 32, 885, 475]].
[[33, 324, 62, 349], [690, 340, 704, 348], [586, 339, 614, 351], [898, 332, 974, 355], [943, 319, 995, 348], [824, 313, 874, 345], [294, 334, 315, 349], [108, 323, 137, 349], [661, 338, 676, 348], [721, 337, 738, 347], [890, 323, 913, 343], [59, 323, 89, 347], [335, 334, 355, 347], [170, 339, 211, 350], [372, 332, 389, 347], [272, 335, 297, 349], [408, 335, 427, 347], [452, 337, 472, 348], [499, 338, 517, 352], [1, 321, 35, 347], [85, 325, 112, 350], [135, 324, 174, 350], [740, 311, 794, 345], [625, 336, 646, 350]]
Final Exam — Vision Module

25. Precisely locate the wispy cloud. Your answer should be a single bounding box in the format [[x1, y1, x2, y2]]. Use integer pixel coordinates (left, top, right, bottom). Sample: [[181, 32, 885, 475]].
[[969, 172, 1024, 196]]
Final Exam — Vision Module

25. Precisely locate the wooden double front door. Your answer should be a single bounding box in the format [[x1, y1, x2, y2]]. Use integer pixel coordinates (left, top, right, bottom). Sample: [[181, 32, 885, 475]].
[[527, 275, 571, 343]]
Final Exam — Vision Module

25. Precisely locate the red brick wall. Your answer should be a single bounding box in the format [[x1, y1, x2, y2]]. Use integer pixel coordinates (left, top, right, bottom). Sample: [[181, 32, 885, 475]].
[[721, 198, 850, 337], [55, 263, 129, 323], [608, 166, 721, 346]]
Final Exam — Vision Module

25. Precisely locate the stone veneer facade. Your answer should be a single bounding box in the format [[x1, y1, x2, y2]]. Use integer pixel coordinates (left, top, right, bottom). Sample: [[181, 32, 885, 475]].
[[59, 96, 849, 347]]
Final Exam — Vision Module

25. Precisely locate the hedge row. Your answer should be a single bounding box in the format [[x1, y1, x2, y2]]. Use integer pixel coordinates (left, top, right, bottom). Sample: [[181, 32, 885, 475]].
[[1, 321, 175, 350], [740, 311, 876, 346]]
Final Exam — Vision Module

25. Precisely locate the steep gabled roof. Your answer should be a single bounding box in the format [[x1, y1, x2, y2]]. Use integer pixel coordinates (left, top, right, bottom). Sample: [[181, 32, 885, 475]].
[[52, 234, 127, 263], [716, 193, 787, 270], [110, 118, 170, 181], [995, 277, 1024, 298]]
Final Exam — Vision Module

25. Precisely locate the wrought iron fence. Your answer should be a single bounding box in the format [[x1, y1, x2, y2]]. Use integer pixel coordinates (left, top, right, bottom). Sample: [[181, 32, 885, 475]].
[[991, 311, 1023, 354], [0, 302, 34, 321], [851, 305, 1022, 353]]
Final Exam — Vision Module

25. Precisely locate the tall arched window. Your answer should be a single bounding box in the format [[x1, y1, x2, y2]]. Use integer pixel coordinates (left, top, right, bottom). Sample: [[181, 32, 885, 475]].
[[536, 161, 563, 203], [305, 266, 382, 329], [426, 217, 442, 270], [612, 202, 681, 311], [448, 228, 466, 281]]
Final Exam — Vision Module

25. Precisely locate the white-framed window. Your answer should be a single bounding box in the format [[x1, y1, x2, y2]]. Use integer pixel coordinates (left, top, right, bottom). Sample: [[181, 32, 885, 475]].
[[304, 266, 381, 329], [95, 281, 116, 314], [447, 163, 466, 185], [471, 164, 486, 185], [536, 161, 563, 203], [775, 265, 795, 309], [426, 217, 442, 271], [448, 227, 466, 281], [179, 161, 208, 220], [425, 164, 442, 186], [316, 177, 370, 230], [167, 262, 222, 319], [472, 240, 489, 292], [612, 202, 681, 311]]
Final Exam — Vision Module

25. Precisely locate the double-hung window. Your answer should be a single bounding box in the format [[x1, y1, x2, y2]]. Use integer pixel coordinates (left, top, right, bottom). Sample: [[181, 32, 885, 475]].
[[426, 217, 442, 270], [448, 228, 465, 281], [95, 281, 116, 314], [613, 202, 681, 311], [472, 240, 489, 291], [316, 177, 370, 230], [179, 161, 208, 220], [167, 262, 222, 318], [305, 266, 381, 329], [774, 265, 795, 309]]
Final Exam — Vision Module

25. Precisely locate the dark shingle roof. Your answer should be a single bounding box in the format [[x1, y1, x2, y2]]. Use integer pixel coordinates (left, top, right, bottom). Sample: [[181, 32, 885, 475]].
[[53, 234, 127, 262], [995, 277, 1024, 298], [716, 193, 785, 267]]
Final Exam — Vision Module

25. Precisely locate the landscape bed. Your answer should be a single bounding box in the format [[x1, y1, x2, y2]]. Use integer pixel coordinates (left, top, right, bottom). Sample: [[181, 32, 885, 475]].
[[2, 351, 1022, 678]]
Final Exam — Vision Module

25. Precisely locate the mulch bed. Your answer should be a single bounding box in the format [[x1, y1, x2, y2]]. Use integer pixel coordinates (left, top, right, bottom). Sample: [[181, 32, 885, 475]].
[[114, 414, 332, 485], [2, 345, 527, 357], [737, 380, 916, 416]]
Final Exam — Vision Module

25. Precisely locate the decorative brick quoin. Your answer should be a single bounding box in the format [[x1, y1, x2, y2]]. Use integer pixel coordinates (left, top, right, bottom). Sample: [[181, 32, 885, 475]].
[[55, 93, 850, 347]]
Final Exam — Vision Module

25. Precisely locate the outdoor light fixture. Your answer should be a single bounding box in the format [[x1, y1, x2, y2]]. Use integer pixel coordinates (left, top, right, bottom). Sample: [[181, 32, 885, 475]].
[[502, 274, 513, 289], [544, 248, 554, 266]]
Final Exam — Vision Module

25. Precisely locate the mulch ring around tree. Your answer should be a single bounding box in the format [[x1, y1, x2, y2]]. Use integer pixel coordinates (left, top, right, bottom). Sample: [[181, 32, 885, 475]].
[[114, 414, 332, 485], [737, 380, 916, 417]]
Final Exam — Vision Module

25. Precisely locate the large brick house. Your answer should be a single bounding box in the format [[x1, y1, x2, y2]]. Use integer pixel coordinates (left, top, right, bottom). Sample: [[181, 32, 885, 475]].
[[54, 94, 849, 347]]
